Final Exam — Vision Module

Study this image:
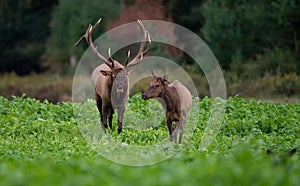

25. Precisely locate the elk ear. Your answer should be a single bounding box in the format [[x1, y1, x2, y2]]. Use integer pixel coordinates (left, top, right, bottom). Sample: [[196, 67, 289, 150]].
[[100, 70, 112, 76], [115, 68, 123, 74], [151, 69, 157, 78], [163, 74, 168, 82]]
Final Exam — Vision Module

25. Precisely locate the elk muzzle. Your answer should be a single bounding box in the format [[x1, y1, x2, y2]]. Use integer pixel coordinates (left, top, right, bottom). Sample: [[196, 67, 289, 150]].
[[142, 93, 149, 100], [116, 85, 124, 93]]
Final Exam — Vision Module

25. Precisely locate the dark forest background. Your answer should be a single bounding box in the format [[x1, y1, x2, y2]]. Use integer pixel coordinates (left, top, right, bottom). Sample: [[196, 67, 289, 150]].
[[0, 0, 299, 102]]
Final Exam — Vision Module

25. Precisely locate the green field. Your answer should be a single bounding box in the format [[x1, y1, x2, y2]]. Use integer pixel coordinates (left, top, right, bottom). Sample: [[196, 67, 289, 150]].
[[0, 95, 299, 185]]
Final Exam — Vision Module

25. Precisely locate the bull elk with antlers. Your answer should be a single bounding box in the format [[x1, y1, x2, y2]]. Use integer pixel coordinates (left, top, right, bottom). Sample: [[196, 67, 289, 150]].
[[142, 70, 192, 143], [75, 18, 151, 134]]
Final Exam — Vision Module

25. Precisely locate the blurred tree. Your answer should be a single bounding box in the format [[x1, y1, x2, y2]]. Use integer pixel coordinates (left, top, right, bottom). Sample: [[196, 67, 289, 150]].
[[162, 0, 205, 33], [108, 0, 176, 63], [201, 0, 300, 71], [162, 0, 206, 67], [0, 0, 58, 75], [109, 0, 171, 25], [44, 0, 121, 73]]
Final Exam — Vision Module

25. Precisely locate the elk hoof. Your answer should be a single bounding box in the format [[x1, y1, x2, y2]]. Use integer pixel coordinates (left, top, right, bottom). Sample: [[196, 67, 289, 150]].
[[102, 128, 107, 134], [118, 127, 122, 134]]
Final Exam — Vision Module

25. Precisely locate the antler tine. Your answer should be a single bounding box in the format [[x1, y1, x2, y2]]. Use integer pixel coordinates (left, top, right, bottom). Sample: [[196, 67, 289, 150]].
[[91, 18, 102, 32], [142, 32, 152, 56], [133, 20, 147, 60], [125, 50, 131, 66], [74, 24, 92, 47], [126, 20, 152, 68], [107, 48, 115, 68], [74, 18, 113, 68]]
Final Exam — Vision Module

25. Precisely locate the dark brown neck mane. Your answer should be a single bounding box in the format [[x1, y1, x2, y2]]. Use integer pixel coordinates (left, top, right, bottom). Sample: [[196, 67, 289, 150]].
[[161, 84, 180, 111], [106, 77, 113, 97]]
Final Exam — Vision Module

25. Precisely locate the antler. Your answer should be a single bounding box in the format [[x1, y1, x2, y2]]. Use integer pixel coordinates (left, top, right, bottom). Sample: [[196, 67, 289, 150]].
[[74, 18, 114, 68], [126, 19, 152, 68], [108, 48, 114, 63]]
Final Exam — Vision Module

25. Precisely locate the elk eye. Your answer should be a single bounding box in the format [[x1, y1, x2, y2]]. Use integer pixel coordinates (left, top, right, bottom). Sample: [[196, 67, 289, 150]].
[[156, 84, 159, 87]]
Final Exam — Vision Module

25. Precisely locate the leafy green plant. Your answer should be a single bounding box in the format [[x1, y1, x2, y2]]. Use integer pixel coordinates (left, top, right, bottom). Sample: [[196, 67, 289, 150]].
[[0, 95, 299, 185]]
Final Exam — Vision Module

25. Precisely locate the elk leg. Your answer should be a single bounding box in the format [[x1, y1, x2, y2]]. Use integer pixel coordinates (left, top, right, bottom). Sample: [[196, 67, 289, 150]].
[[96, 94, 106, 133], [108, 106, 114, 129], [178, 118, 186, 144], [166, 117, 174, 141], [117, 107, 125, 134], [101, 104, 108, 132], [95, 94, 102, 117], [173, 121, 180, 143]]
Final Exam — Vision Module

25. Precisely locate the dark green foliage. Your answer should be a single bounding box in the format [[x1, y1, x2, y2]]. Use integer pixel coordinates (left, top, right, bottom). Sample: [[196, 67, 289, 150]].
[[163, 0, 206, 33], [1, 0, 300, 77], [44, 0, 121, 72], [201, 0, 300, 70], [0, 0, 58, 75], [162, 0, 206, 66]]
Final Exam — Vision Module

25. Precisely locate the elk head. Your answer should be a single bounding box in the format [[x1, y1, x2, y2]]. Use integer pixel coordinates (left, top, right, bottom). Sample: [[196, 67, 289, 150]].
[[142, 69, 168, 100]]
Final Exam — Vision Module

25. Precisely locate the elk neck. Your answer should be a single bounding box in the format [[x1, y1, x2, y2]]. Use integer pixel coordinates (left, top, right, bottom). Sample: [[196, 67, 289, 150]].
[[106, 77, 114, 99], [160, 84, 180, 111]]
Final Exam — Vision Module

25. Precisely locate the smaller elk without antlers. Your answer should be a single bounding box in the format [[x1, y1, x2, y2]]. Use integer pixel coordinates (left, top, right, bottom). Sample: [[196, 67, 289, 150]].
[[142, 70, 192, 143], [75, 18, 151, 134]]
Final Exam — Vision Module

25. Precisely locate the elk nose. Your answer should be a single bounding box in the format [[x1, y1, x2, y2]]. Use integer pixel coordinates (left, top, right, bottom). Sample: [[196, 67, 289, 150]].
[[117, 88, 123, 93], [116, 84, 123, 93], [142, 94, 148, 100]]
